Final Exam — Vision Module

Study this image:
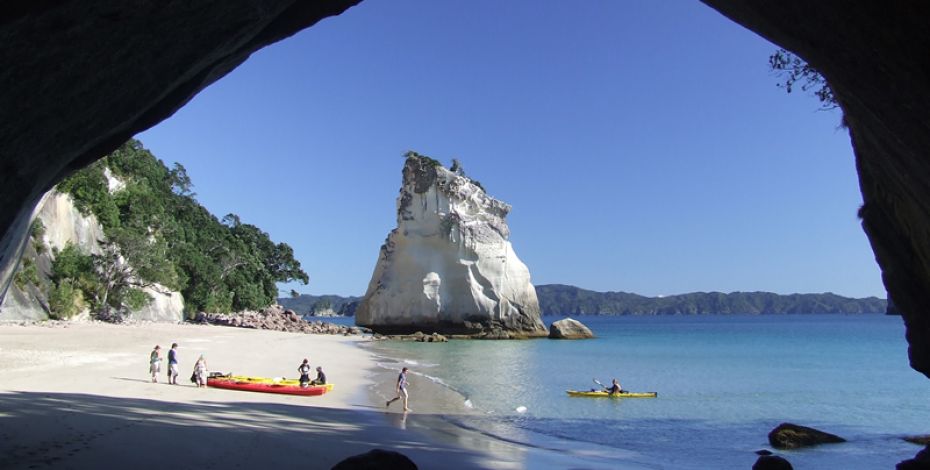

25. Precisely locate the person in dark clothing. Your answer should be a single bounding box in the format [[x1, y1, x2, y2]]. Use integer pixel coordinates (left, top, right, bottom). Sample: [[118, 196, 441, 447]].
[[310, 366, 326, 385], [606, 378, 623, 395], [167, 343, 179, 384], [298, 358, 311, 388]]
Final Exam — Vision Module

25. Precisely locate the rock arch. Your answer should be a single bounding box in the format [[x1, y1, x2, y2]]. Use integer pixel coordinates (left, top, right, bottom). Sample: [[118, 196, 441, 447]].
[[2, 1, 930, 377]]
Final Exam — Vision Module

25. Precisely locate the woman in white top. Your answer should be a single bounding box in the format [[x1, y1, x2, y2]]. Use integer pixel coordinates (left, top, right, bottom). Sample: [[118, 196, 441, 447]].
[[194, 355, 208, 388]]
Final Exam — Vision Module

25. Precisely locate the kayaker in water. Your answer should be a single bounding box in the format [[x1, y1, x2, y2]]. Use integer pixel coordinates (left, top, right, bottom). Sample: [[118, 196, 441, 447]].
[[606, 378, 623, 395], [298, 358, 312, 388], [310, 366, 326, 385]]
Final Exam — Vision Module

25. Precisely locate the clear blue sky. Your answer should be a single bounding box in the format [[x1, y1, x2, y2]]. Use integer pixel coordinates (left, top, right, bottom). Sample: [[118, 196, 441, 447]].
[[138, 0, 883, 299]]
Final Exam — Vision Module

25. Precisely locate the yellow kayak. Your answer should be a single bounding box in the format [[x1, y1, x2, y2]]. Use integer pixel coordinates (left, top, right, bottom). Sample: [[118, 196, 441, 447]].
[[566, 390, 657, 398]]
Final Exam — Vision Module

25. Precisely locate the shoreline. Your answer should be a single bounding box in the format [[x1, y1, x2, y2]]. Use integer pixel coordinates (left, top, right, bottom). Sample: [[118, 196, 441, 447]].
[[360, 339, 645, 469], [0, 322, 550, 469]]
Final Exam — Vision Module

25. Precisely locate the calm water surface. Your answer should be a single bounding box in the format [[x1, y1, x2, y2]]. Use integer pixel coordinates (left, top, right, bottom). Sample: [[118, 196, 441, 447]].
[[367, 314, 930, 469]]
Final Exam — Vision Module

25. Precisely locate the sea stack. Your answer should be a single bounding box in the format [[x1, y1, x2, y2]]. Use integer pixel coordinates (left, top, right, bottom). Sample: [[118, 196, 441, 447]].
[[355, 152, 546, 338]]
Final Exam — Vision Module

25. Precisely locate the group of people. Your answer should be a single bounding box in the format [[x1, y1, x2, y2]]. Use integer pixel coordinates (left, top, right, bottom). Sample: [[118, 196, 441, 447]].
[[148, 343, 208, 387], [297, 358, 326, 387], [149, 345, 330, 389]]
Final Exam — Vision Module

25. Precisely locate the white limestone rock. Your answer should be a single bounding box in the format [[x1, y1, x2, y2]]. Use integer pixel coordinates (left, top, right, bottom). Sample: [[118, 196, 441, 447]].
[[0, 190, 184, 323], [356, 155, 546, 337], [548, 318, 595, 339]]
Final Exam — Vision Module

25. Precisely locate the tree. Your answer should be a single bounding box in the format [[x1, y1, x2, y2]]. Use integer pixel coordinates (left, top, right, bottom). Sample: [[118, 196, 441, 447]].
[[769, 48, 837, 110], [92, 240, 152, 320], [290, 289, 300, 299], [168, 162, 196, 198], [56, 138, 310, 315], [48, 243, 98, 319], [450, 158, 465, 176]]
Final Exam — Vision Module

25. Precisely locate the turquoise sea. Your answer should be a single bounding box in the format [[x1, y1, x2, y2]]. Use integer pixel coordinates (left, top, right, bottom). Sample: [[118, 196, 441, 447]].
[[364, 315, 930, 469]]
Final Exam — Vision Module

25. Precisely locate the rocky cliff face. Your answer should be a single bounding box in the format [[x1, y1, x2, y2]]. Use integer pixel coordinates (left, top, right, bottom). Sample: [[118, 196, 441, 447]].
[[0, 191, 184, 323], [699, 2, 930, 379], [356, 156, 546, 337]]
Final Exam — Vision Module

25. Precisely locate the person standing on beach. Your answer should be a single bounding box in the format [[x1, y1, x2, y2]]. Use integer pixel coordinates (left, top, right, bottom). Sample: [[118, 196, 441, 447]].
[[386, 367, 410, 412], [298, 358, 312, 388], [193, 355, 208, 388], [167, 343, 179, 385], [149, 345, 162, 383]]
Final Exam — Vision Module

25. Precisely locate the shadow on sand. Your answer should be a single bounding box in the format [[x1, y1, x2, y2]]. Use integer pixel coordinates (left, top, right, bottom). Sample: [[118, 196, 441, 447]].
[[0, 391, 505, 470]]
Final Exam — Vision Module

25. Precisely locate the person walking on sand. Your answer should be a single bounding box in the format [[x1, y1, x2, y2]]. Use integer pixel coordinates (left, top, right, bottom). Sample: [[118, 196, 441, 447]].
[[149, 345, 162, 383], [167, 343, 179, 385], [386, 367, 410, 412], [298, 358, 312, 388], [193, 355, 208, 388]]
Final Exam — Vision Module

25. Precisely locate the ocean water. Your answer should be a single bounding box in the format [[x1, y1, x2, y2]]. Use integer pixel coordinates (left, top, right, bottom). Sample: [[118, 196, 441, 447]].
[[365, 315, 930, 469]]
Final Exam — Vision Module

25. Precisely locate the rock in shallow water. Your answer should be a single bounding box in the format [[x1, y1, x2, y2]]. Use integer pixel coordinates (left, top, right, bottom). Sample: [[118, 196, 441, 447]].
[[767, 422, 845, 449], [355, 154, 546, 337], [548, 318, 594, 339]]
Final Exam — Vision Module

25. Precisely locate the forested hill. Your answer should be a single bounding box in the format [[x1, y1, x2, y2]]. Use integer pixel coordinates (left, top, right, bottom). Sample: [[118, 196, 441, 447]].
[[535, 284, 887, 315], [53, 139, 308, 318]]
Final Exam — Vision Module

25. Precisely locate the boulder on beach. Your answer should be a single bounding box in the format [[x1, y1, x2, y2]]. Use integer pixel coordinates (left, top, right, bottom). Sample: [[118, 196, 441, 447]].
[[548, 318, 594, 339], [331, 448, 418, 470], [767, 423, 845, 449]]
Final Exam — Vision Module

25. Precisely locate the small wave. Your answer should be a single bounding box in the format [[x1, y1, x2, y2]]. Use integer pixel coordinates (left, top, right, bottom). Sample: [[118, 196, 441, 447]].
[[414, 371, 451, 388]]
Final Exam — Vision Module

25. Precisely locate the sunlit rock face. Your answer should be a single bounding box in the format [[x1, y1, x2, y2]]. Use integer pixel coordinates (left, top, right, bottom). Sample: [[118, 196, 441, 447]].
[[356, 156, 546, 337], [0, 191, 183, 323]]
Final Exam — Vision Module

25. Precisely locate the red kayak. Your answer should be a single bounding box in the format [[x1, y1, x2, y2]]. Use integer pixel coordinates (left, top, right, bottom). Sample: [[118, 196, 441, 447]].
[[206, 375, 334, 396]]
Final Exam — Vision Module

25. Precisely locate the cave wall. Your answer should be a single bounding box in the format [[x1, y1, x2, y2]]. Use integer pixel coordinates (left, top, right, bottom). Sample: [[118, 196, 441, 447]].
[[1, 1, 930, 378], [0, 0, 360, 303], [700, 1, 930, 378]]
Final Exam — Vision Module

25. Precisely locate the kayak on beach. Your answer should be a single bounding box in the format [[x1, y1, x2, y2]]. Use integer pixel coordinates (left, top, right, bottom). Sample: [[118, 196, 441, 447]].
[[206, 374, 334, 396], [566, 390, 657, 398]]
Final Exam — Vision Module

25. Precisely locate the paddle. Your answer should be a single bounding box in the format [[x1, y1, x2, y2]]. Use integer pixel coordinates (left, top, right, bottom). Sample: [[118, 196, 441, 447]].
[[593, 378, 608, 391]]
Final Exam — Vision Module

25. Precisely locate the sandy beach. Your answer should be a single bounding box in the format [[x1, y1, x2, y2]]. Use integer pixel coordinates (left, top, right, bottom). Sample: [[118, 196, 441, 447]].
[[0, 322, 555, 470]]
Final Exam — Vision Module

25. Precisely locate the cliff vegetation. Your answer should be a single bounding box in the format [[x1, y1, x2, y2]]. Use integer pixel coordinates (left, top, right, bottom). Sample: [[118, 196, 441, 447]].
[[38, 139, 308, 318]]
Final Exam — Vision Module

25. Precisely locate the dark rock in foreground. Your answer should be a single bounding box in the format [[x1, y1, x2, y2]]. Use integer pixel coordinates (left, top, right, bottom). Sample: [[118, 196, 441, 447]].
[[898, 445, 930, 470], [768, 423, 845, 449], [548, 318, 594, 339], [752, 455, 793, 470], [331, 448, 417, 470]]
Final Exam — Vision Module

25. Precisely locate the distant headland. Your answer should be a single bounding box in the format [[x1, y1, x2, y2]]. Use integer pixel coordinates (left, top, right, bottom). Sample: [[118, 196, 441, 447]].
[[281, 284, 887, 317]]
